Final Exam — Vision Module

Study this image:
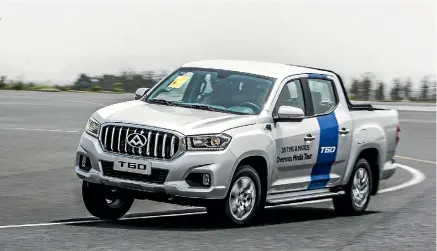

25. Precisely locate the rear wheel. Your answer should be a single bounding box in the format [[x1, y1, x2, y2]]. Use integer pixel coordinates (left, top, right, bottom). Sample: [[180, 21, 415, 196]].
[[333, 158, 372, 216], [206, 165, 262, 226], [82, 181, 134, 220]]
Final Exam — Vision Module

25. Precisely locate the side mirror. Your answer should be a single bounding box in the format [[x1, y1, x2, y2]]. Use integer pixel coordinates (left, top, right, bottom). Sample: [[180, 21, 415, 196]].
[[134, 88, 150, 100], [275, 105, 304, 121]]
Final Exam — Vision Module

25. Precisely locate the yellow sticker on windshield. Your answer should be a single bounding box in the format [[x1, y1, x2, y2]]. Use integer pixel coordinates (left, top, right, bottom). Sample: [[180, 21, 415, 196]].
[[168, 75, 189, 88]]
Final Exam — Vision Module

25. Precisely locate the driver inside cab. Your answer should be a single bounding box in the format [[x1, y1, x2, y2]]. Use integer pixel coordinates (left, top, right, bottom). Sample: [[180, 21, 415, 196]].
[[200, 76, 269, 114]]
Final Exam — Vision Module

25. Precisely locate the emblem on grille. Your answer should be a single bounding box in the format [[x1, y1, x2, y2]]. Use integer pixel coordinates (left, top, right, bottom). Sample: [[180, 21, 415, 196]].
[[127, 133, 148, 148]]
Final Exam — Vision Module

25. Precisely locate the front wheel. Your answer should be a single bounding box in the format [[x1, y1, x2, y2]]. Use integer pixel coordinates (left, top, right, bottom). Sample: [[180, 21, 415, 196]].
[[82, 181, 135, 220], [206, 165, 262, 226], [333, 158, 372, 216]]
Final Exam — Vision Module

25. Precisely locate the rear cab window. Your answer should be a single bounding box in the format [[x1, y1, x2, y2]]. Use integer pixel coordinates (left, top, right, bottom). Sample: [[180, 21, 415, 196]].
[[307, 78, 338, 116]]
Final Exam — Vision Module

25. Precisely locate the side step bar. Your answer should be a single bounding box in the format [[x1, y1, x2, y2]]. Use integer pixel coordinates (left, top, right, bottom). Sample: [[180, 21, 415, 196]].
[[266, 188, 345, 206]]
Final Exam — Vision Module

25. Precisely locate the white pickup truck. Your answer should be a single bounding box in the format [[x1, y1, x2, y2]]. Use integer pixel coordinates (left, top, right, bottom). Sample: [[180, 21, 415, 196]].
[[75, 60, 400, 225]]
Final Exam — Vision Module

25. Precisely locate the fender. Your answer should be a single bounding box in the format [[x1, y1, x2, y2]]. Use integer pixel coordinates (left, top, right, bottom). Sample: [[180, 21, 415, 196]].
[[224, 124, 277, 191]]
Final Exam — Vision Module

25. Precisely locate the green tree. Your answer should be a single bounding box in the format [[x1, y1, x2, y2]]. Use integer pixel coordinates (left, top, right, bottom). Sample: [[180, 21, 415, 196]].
[[361, 74, 373, 100], [420, 75, 430, 101], [12, 81, 24, 90], [431, 81, 437, 101], [349, 78, 360, 99], [390, 78, 402, 101], [0, 76, 6, 89], [73, 73, 92, 90], [374, 82, 385, 101], [403, 78, 412, 100]]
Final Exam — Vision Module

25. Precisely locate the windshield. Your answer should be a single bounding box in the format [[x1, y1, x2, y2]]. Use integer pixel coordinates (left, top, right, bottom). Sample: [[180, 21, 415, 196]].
[[144, 68, 275, 115]]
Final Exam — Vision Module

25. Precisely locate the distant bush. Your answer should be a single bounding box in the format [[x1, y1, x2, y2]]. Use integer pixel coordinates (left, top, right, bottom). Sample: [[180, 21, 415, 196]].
[[90, 85, 102, 92], [11, 82, 24, 90], [112, 82, 123, 93], [0, 76, 6, 89]]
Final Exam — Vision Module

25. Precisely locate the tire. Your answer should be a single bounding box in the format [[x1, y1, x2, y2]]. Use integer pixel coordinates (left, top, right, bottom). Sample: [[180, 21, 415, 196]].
[[82, 181, 135, 220], [206, 165, 262, 226], [333, 158, 373, 216]]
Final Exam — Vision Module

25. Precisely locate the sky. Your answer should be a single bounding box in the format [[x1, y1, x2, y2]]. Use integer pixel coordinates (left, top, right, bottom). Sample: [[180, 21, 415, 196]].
[[0, 0, 435, 88]]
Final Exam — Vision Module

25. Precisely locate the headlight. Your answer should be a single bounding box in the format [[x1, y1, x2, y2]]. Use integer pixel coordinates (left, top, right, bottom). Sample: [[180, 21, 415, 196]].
[[85, 117, 100, 138], [187, 133, 231, 151]]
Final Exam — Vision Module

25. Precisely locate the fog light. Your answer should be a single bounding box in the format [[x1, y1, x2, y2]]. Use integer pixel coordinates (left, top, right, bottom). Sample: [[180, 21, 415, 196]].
[[79, 155, 91, 171], [81, 156, 88, 168], [202, 173, 211, 186]]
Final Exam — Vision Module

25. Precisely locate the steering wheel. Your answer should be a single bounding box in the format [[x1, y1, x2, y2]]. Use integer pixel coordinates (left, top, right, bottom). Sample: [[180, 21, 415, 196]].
[[238, 102, 261, 112]]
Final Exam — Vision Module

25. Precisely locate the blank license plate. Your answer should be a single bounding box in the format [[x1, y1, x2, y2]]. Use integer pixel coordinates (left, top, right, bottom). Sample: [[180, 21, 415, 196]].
[[113, 157, 152, 175]]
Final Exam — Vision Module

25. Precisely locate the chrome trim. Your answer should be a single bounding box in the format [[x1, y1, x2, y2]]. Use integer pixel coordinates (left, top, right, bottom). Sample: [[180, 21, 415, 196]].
[[101, 122, 185, 137], [104, 127, 108, 147], [146, 131, 151, 156], [125, 127, 129, 153], [170, 135, 176, 156], [98, 122, 186, 161], [110, 126, 115, 151], [117, 126, 122, 152], [133, 128, 138, 155], [138, 129, 143, 155], [154, 132, 159, 157], [162, 133, 167, 158]]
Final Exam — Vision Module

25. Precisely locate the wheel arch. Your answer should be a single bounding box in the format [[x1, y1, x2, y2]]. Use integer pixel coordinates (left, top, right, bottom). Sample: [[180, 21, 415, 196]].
[[229, 152, 271, 207], [355, 147, 380, 195]]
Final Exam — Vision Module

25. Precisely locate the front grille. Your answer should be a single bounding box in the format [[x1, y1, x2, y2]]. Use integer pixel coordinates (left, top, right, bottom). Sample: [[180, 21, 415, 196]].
[[100, 124, 182, 159], [101, 161, 168, 184]]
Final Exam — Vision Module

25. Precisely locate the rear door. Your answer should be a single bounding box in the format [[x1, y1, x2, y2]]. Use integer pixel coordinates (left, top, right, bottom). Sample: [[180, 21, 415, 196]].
[[303, 75, 353, 189]]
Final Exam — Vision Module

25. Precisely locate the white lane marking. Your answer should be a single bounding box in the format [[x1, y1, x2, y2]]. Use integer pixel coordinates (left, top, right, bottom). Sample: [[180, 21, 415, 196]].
[[0, 164, 426, 230], [396, 155, 437, 165], [66, 100, 105, 106], [0, 101, 104, 107], [400, 119, 436, 124], [0, 127, 83, 133], [0, 212, 203, 230], [0, 91, 131, 100], [378, 164, 426, 193]]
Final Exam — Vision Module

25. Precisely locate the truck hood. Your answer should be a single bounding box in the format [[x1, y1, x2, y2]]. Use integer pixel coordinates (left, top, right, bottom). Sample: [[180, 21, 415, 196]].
[[92, 100, 258, 135]]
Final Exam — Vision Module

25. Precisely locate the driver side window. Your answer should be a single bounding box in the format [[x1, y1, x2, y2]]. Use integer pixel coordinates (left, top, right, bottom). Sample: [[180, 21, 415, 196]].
[[273, 79, 305, 116]]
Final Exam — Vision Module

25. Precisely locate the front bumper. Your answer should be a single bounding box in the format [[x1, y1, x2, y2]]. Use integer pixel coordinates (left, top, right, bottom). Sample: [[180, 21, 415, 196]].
[[75, 132, 237, 200]]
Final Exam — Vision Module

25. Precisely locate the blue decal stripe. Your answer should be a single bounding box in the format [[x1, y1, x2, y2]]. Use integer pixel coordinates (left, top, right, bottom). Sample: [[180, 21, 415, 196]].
[[307, 112, 339, 189], [307, 73, 329, 79]]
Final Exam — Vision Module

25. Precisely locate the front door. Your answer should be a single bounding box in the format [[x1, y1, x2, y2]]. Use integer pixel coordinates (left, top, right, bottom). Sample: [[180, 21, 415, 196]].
[[269, 78, 320, 194]]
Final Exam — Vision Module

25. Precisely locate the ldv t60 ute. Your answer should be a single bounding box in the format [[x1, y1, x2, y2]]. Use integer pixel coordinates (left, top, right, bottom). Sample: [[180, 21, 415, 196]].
[[75, 60, 400, 225]]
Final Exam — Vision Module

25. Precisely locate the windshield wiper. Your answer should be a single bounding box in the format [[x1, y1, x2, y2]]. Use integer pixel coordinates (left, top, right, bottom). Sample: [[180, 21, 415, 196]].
[[179, 104, 234, 114], [147, 99, 177, 106]]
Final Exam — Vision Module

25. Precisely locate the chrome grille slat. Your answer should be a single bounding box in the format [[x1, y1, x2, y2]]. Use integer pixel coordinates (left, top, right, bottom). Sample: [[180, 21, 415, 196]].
[[139, 130, 144, 155], [154, 133, 159, 157], [125, 128, 129, 153], [100, 124, 180, 160], [162, 133, 167, 158], [110, 127, 115, 151], [146, 131, 151, 156], [133, 128, 138, 155], [117, 126, 122, 152], [170, 136, 176, 156], [104, 127, 108, 148]]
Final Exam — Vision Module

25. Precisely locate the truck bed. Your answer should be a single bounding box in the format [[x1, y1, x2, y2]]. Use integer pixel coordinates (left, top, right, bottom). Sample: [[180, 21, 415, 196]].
[[350, 108, 399, 162]]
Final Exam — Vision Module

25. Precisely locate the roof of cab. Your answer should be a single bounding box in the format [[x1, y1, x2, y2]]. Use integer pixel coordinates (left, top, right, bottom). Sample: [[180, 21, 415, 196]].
[[181, 59, 333, 79]]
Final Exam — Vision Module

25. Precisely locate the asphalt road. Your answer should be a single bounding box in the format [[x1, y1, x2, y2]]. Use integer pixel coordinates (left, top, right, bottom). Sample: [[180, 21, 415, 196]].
[[0, 91, 435, 251]]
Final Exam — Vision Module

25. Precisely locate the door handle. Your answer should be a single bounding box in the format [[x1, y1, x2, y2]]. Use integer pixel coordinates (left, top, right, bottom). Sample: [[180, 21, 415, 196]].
[[304, 134, 316, 142], [339, 128, 350, 135]]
